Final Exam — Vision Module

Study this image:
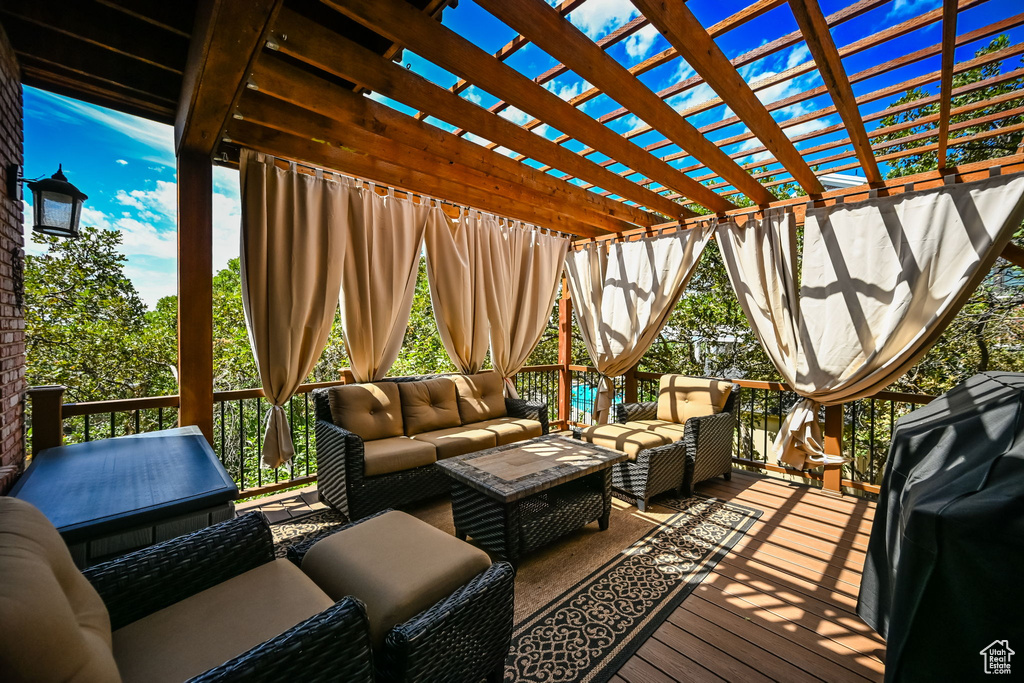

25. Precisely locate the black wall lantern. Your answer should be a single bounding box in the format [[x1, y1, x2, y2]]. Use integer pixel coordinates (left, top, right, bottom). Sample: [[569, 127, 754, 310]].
[[7, 164, 88, 239]]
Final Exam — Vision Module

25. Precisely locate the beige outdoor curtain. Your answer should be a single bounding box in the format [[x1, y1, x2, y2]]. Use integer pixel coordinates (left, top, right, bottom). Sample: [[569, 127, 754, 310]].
[[336, 181, 431, 383], [425, 208, 494, 374], [565, 227, 714, 424], [718, 173, 1024, 470], [239, 150, 345, 468], [487, 221, 570, 397]]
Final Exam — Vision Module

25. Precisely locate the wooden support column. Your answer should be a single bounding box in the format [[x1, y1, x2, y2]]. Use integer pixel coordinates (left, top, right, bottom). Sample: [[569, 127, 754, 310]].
[[822, 403, 844, 496], [27, 385, 65, 455], [177, 150, 214, 443], [624, 364, 639, 404], [557, 281, 573, 428]]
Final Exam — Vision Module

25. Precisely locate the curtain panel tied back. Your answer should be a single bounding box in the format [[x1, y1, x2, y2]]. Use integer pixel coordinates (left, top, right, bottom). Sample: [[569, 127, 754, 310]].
[[565, 227, 714, 424], [239, 150, 345, 468], [717, 173, 1024, 470]]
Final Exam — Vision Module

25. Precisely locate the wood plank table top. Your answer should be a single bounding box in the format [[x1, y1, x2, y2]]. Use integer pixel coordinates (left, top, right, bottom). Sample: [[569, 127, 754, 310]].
[[436, 434, 627, 503]]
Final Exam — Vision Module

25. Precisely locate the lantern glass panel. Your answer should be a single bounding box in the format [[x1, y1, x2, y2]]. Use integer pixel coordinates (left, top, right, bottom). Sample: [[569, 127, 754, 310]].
[[35, 191, 75, 236]]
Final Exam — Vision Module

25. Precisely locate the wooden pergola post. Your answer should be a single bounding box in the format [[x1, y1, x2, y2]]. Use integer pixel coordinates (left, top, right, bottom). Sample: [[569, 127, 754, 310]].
[[557, 280, 572, 428], [176, 150, 214, 443], [822, 403, 845, 496]]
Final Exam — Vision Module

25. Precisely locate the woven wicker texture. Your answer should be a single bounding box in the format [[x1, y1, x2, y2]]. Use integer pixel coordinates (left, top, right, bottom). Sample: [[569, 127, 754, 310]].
[[84, 512, 275, 630], [603, 384, 739, 507], [284, 509, 514, 683], [314, 378, 548, 521], [187, 597, 374, 683]]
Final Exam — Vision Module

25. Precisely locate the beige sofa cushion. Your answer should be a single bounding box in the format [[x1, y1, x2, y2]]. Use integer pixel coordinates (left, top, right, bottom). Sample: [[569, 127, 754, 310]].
[[0, 497, 120, 683], [656, 375, 733, 424], [397, 377, 461, 435], [363, 436, 437, 476], [626, 419, 689, 443], [328, 382, 404, 441], [473, 417, 543, 446], [411, 425, 498, 459], [301, 510, 491, 646], [113, 559, 333, 683], [580, 423, 670, 461], [452, 371, 507, 423]]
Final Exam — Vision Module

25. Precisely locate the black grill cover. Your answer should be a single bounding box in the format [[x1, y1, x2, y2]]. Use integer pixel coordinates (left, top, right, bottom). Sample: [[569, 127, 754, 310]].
[[858, 372, 1024, 682]]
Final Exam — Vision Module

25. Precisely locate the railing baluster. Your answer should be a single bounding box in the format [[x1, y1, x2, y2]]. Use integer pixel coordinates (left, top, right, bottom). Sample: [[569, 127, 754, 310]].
[[219, 401, 225, 461], [239, 399, 245, 490], [84, 414, 90, 442], [305, 393, 310, 477], [134, 409, 140, 435], [761, 389, 768, 460], [850, 401, 858, 469], [868, 399, 876, 484], [109, 412, 115, 439], [158, 407, 163, 431]]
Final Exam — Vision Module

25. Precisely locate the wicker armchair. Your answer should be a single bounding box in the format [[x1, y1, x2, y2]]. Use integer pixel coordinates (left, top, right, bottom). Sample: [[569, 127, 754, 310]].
[[611, 382, 739, 506], [287, 510, 515, 683], [314, 374, 548, 521], [82, 512, 374, 682]]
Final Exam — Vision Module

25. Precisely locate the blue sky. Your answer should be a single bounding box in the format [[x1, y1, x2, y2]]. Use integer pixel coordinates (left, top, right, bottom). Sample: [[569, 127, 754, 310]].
[[22, 0, 1024, 307]]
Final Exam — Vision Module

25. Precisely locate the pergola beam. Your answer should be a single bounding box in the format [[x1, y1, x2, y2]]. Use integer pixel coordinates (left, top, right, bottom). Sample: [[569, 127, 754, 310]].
[[475, 0, 773, 206], [272, 9, 689, 220], [624, 0, 823, 196], [234, 93, 625, 235], [250, 58, 646, 232], [320, 0, 727, 213], [788, 0, 883, 184], [228, 119, 604, 237], [937, 0, 960, 168], [175, 0, 281, 155]]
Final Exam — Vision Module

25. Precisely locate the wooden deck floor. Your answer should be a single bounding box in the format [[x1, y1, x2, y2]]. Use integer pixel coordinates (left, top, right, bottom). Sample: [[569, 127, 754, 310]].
[[238, 469, 885, 682]]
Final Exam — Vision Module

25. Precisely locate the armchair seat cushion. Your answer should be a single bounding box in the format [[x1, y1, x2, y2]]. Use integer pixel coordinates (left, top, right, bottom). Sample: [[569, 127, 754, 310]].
[[626, 419, 689, 442], [112, 559, 333, 683], [411, 425, 498, 459], [580, 423, 671, 460], [299, 510, 492, 646], [363, 436, 437, 477], [473, 416, 544, 446]]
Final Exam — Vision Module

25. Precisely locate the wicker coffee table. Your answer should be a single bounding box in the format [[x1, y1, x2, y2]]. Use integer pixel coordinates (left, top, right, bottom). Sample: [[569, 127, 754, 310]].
[[436, 435, 628, 566]]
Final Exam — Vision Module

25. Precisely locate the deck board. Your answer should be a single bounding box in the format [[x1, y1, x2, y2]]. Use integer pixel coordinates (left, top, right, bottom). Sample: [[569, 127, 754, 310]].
[[237, 469, 885, 681]]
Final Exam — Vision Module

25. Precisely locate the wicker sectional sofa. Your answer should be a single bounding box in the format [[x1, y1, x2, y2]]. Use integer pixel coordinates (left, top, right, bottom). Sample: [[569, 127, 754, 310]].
[[314, 371, 549, 520]]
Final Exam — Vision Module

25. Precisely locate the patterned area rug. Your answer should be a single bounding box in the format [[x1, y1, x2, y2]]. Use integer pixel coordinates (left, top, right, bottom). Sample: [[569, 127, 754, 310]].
[[271, 494, 760, 683]]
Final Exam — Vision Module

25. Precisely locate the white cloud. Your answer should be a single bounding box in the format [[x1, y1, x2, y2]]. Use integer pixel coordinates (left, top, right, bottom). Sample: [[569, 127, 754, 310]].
[[25, 89, 174, 166], [116, 159, 128, 166], [624, 24, 661, 60], [114, 180, 177, 219], [567, 0, 638, 39], [543, 78, 593, 104], [499, 106, 532, 126], [887, 0, 940, 20]]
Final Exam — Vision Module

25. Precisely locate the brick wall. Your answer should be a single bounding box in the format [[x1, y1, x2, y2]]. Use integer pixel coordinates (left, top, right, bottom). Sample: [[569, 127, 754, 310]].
[[0, 23, 25, 492]]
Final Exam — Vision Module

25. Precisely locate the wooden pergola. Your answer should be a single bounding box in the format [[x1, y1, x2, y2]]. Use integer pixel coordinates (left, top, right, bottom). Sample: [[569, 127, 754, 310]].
[[5, 0, 1023, 446]]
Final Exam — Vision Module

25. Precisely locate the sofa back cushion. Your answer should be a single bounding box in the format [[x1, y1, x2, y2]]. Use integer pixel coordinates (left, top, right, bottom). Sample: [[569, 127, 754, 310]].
[[0, 497, 121, 682], [452, 372, 507, 423], [397, 377, 461, 435], [328, 382, 404, 441], [656, 375, 733, 424]]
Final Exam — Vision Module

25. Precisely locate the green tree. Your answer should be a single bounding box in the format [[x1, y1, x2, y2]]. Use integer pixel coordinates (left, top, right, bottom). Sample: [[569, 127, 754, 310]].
[[25, 227, 175, 401]]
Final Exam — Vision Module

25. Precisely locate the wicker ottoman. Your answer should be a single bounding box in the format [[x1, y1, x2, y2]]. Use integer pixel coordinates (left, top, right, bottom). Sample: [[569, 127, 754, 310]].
[[287, 510, 514, 683]]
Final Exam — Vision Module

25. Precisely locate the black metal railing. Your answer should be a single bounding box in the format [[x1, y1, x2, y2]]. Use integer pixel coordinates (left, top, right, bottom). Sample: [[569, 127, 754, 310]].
[[568, 367, 624, 424], [512, 365, 560, 424]]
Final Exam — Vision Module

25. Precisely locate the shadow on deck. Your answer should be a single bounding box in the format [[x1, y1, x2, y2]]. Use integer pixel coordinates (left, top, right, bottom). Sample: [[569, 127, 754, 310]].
[[238, 469, 885, 682]]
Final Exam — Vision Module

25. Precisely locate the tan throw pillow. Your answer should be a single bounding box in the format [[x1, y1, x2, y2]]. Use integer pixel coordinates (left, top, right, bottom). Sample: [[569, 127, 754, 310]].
[[397, 377, 461, 436], [0, 497, 121, 682], [328, 382, 404, 440], [452, 372, 507, 424], [656, 375, 733, 424]]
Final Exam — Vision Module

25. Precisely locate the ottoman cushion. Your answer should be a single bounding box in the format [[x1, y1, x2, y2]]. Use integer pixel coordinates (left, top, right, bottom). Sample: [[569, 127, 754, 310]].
[[300, 510, 492, 645], [580, 423, 670, 461]]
